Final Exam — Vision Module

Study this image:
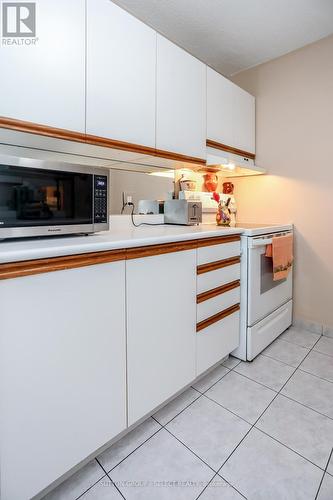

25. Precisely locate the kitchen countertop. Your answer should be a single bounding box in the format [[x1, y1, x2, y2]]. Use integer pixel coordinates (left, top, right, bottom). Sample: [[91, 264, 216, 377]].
[[0, 221, 243, 264]]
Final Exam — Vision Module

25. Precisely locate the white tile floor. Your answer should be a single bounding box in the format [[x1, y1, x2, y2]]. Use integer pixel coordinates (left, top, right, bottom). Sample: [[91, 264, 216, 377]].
[[43, 327, 333, 500]]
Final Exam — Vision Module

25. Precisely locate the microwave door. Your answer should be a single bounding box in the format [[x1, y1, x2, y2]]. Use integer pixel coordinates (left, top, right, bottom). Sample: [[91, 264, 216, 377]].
[[247, 235, 293, 326], [0, 165, 93, 229]]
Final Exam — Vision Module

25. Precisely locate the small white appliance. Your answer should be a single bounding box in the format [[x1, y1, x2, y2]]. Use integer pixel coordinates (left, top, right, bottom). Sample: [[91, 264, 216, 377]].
[[232, 223, 293, 361], [137, 199, 159, 215], [179, 190, 237, 224], [164, 199, 202, 225]]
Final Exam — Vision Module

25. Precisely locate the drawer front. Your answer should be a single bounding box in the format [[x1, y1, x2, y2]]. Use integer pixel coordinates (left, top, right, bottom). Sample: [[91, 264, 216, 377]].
[[197, 310, 240, 375], [197, 264, 240, 294], [197, 241, 240, 265], [247, 300, 293, 361], [197, 286, 240, 323]]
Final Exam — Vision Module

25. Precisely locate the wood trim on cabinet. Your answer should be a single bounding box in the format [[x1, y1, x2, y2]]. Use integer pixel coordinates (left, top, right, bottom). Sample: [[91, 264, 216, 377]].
[[197, 280, 240, 304], [196, 303, 240, 332], [0, 116, 206, 166], [197, 256, 240, 275], [206, 139, 255, 160], [0, 249, 126, 280], [0, 235, 241, 280], [153, 147, 206, 166], [196, 234, 240, 248], [84, 132, 157, 155], [0, 116, 86, 143], [126, 235, 240, 259], [126, 240, 198, 259]]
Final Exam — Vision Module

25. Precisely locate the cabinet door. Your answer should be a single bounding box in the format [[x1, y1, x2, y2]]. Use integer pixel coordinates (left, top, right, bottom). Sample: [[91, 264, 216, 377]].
[[0, 0, 85, 132], [86, 0, 156, 147], [0, 263, 126, 500], [207, 67, 255, 154], [126, 250, 196, 425], [156, 35, 206, 159], [233, 85, 255, 154], [207, 67, 234, 148]]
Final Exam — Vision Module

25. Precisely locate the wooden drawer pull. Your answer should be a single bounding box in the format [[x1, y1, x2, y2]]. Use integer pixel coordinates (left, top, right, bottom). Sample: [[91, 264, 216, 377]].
[[197, 303, 240, 332], [197, 256, 240, 275], [196, 235, 240, 248], [197, 280, 240, 304]]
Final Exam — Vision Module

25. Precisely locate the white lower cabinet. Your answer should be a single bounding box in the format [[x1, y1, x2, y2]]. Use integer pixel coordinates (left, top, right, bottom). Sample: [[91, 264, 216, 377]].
[[0, 238, 242, 499], [197, 311, 240, 375], [197, 263, 241, 293], [126, 250, 197, 425], [0, 262, 127, 500]]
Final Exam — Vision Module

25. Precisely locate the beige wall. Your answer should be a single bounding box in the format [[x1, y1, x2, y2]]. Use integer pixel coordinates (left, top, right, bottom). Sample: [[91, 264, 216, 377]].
[[231, 34, 333, 329], [110, 169, 174, 214]]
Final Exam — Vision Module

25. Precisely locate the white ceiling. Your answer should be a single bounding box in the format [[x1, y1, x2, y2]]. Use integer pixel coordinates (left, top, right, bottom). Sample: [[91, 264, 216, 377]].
[[111, 0, 333, 76]]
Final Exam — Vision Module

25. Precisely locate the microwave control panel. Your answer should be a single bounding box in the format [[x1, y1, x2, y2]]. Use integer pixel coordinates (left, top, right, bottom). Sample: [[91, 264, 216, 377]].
[[94, 175, 108, 224]]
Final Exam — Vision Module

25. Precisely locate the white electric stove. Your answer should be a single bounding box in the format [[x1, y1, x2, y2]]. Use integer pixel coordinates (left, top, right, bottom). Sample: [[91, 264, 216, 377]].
[[232, 223, 293, 361]]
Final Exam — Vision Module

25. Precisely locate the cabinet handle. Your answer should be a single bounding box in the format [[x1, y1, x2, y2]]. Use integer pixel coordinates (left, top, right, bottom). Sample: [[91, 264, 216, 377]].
[[197, 280, 240, 304], [196, 304, 240, 332], [197, 256, 240, 275]]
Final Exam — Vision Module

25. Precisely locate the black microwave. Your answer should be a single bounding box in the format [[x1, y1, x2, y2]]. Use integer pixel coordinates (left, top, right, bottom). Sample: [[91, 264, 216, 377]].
[[0, 155, 109, 240]]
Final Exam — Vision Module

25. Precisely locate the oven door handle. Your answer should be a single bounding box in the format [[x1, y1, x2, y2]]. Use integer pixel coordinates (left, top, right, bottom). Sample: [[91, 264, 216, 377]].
[[249, 238, 273, 248]]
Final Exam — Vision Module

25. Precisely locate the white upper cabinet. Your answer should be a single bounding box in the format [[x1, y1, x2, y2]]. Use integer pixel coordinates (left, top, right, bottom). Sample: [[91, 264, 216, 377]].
[[207, 67, 255, 154], [233, 85, 256, 154], [0, 0, 85, 132], [207, 68, 234, 148], [156, 35, 206, 159], [86, 0, 156, 148]]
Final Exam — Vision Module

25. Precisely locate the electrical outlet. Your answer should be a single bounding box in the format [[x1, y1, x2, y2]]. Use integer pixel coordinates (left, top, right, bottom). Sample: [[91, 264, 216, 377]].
[[122, 191, 134, 207]]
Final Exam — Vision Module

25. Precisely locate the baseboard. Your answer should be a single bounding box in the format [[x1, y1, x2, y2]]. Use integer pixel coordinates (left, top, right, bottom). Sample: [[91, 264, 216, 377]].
[[293, 317, 323, 335], [293, 316, 333, 338]]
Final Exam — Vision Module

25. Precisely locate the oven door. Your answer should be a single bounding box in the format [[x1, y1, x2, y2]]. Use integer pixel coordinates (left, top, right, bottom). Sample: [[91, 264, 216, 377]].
[[247, 232, 293, 326]]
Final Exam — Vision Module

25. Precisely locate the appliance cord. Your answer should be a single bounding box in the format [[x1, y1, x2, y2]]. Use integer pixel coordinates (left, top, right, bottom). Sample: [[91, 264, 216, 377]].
[[129, 203, 165, 227]]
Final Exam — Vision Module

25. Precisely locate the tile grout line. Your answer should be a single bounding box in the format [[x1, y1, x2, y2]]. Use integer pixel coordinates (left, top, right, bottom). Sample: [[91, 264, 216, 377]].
[[201, 392, 254, 426], [253, 427, 326, 472], [277, 337, 320, 349], [314, 447, 333, 499], [298, 367, 333, 385], [154, 387, 202, 426], [77, 339, 328, 499], [195, 472, 247, 500], [260, 351, 309, 368], [95, 457, 126, 500], [191, 365, 231, 395], [106, 424, 163, 475], [216, 333, 324, 481], [310, 348, 333, 359], [280, 392, 333, 423], [81, 362, 234, 498], [155, 418, 247, 499], [82, 337, 329, 499], [74, 470, 109, 500], [233, 366, 280, 392], [201, 390, 328, 473], [161, 424, 218, 475]]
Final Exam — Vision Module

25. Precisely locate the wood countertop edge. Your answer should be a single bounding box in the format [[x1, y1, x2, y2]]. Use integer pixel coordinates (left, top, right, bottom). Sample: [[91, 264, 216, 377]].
[[0, 234, 241, 280]]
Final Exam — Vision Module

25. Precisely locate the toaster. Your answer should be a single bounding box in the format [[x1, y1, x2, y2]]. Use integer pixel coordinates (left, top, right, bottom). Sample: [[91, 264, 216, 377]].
[[164, 200, 202, 225]]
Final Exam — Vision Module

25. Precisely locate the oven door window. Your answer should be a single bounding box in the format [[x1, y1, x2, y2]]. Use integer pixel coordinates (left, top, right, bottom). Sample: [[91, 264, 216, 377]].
[[248, 242, 292, 326], [0, 165, 93, 227], [260, 254, 286, 294]]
